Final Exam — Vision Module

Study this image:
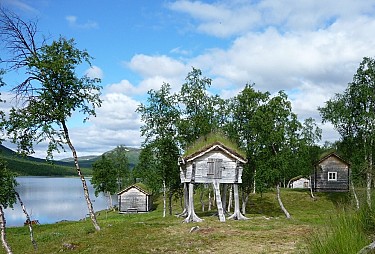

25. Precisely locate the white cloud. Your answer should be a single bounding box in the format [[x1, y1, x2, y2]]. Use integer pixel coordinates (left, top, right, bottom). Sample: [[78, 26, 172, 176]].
[[128, 54, 187, 78], [169, 0, 375, 37], [90, 93, 141, 131], [65, 15, 98, 29], [85, 66, 104, 79], [2, 0, 37, 13], [191, 17, 375, 94], [169, 0, 260, 37]]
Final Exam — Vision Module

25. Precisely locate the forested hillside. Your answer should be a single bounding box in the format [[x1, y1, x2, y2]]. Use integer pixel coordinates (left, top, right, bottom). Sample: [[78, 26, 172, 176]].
[[0, 145, 140, 176], [0, 145, 92, 176]]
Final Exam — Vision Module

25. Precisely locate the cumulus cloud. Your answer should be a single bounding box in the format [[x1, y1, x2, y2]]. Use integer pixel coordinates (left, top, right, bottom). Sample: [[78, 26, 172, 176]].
[[120, 54, 189, 95], [192, 18, 375, 93], [127, 54, 187, 78], [169, 0, 375, 37], [85, 66, 104, 79], [2, 0, 37, 13], [66, 15, 98, 29]]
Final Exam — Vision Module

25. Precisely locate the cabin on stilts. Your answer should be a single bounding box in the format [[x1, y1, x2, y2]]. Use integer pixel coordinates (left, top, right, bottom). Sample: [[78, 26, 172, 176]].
[[179, 139, 247, 223]]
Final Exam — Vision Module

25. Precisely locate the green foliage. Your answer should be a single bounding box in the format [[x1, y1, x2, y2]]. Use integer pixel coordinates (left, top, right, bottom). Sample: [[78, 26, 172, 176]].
[[5, 37, 102, 160], [91, 155, 117, 196], [0, 159, 17, 209], [133, 144, 161, 195], [178, 68, 213, 146], [105, 145, 132, 190], [319, 57, 375, 185], [136, 83, 180, 206]]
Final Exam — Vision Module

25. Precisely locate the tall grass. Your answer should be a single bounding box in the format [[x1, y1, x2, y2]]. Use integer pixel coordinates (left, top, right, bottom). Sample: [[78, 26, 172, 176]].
[[306, 206, 372, 254]]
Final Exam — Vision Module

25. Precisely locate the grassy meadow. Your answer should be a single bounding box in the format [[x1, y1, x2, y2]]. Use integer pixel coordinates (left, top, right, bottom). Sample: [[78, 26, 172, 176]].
[[1, 188, 372, 254]]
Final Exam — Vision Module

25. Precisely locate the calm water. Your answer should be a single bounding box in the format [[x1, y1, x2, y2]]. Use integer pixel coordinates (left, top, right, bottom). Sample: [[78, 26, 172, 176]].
[[4, 177, 116, 227]]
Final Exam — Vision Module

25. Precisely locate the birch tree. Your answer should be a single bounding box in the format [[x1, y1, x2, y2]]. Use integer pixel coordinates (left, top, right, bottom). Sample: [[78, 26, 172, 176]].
[[137, 83, 180, 217], [91, 155, 117, 208], [228, 84, 270, 212], [256, 91, 302, 219], [178, 67, 217, 147], [0, 8, 102, 230], [319, 57, 375, 208], [0, 160, 17, 254]]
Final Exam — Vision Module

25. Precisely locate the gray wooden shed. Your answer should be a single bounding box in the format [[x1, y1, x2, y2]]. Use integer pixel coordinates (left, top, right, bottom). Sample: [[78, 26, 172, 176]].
[[312, 152, 350, 192], [117, 184, 152, 213]]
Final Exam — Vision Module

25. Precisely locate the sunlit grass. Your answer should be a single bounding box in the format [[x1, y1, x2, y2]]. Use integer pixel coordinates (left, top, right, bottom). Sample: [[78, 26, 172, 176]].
[[1, 188, 369, 254]]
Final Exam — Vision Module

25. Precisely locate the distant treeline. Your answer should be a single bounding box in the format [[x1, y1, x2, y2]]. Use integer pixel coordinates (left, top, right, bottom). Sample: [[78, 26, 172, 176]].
[[0, 145, 92, 176]]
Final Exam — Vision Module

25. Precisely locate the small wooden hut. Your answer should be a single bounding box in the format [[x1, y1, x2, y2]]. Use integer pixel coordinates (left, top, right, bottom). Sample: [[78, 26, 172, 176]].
[[290, 177, 310, 189], [179, 140, 247, 222], [117, 184, 152, 213], [312, 152, 350, 192]]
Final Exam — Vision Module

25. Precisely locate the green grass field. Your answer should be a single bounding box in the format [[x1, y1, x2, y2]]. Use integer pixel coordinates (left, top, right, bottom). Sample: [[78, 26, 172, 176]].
[[1, 188, 370, 254]]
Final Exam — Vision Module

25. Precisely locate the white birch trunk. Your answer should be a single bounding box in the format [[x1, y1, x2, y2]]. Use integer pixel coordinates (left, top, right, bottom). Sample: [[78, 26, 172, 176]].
[[228, 184, 248, 220], [184, 183, 202, 223], [15, 192, 37, 250], [253, 168, 256, 194], [62, 122, 100, 231], [309, 176, 315, 199], [0, 206, 12, 254], [241, 188, 250, 215], [351, 181, 360, 210], [163, 179, 166, 218], [108, 191, 114, 210], [277, 184, 291, 219], [358, 241, 375, 254]]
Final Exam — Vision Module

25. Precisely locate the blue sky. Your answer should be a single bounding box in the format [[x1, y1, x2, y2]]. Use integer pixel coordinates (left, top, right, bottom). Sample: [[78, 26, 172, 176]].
[[1, 0, 375, 159]]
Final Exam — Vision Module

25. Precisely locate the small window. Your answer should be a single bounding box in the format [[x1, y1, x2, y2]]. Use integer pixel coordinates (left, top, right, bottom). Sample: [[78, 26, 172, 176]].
[[328, 172, 337, 181]]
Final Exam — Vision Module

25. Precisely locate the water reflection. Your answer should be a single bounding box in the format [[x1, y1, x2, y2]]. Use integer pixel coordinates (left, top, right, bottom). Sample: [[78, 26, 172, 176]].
[[4, 177, 116, 227]]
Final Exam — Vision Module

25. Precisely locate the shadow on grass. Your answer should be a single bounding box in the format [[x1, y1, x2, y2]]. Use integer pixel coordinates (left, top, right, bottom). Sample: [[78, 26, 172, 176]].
[[317, 191, 351, 207]]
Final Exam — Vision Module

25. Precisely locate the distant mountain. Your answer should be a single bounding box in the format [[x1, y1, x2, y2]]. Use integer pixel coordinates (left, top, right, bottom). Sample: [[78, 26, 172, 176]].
[[0, 144, 141, 176], [60, 146, 141, 169], [0, 144, 91, 176]]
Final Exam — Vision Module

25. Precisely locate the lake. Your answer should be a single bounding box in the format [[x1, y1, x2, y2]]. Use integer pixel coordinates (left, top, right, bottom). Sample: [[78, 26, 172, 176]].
[[4, 177, 117, 227]]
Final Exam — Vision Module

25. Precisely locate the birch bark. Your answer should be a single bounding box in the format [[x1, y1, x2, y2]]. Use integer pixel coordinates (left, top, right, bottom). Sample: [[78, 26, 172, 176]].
[[163, 180, 166, 218], [62, 121, 100, 231], [351, 181, 360, 210], [277, 184, 291, 219], [15, 192, 37, 250], [0, 206, 12, 254]]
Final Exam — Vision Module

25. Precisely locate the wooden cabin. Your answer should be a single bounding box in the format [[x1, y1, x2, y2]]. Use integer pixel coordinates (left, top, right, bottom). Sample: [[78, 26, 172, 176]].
[[180, 141, 246, 184], [179, 141, 247, 222], [290, 177, 310, 189], [312, 152, 350, 192], [117, 184, 152, 213]]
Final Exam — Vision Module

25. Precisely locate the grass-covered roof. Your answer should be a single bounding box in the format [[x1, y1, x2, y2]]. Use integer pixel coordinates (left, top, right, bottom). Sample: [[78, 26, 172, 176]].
[[183, 132, 246, 160], [118, 182, 152, 195]]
